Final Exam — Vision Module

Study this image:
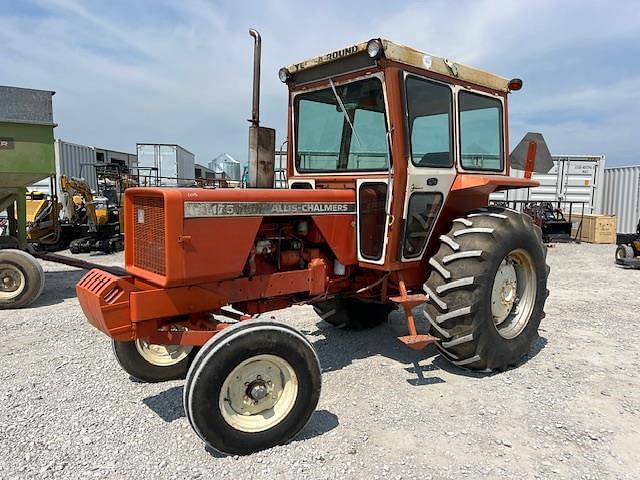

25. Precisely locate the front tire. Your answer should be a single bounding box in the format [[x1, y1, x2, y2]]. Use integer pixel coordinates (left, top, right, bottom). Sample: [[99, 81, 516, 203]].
[[184, 321, 321, 455], [424, 207, 549, 371], [112, 339, 195, 382]]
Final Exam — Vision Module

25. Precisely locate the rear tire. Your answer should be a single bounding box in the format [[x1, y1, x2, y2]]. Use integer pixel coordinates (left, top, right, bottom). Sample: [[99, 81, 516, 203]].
[[112, 339, 195, 383], [313, 298, 395, 329], [424, 207, 549, 371], [0, 249, 45, 309], [184, 321, 321, 455]]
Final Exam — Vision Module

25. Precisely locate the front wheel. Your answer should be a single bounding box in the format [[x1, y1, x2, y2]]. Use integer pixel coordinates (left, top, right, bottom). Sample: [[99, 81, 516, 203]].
[[424, 207, 549, 371], [112, 339, 195, 382], [184, 321, 321, 455]]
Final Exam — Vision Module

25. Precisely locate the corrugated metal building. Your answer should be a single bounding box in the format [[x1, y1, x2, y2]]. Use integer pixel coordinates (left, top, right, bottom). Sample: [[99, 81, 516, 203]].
[[601, 166, 640, 234], [491, 155, 606, 213], [29, 140, 136, 194], [95, 147, 137, 171], [55, 139, 98, 190]]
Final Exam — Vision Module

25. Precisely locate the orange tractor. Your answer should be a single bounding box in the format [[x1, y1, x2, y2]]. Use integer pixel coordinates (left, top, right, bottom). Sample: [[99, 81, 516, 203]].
[[77, 32, 551, 455]]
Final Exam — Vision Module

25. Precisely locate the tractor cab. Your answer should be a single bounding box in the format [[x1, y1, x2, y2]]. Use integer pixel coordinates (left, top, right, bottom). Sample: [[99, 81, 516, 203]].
[[278, 39, 535, 271]]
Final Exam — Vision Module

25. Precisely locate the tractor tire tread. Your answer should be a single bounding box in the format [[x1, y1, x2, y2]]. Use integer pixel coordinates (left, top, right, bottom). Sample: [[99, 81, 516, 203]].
[[423, 206, 549, 371]]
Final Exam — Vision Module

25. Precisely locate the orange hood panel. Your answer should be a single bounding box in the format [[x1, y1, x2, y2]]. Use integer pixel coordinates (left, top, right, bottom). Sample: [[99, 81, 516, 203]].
[[124, 187, 356, 288]]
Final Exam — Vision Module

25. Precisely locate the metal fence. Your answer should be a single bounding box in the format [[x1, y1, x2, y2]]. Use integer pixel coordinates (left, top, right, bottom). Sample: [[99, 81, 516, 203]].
[[490, 199, 589, 242]]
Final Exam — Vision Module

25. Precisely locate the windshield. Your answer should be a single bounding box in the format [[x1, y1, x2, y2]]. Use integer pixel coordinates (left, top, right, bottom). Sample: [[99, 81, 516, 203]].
[[294, 77, 389, 172]]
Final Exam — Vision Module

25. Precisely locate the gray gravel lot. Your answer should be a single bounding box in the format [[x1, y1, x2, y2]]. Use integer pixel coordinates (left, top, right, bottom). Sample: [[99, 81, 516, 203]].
[[1, 243, 639, 479]]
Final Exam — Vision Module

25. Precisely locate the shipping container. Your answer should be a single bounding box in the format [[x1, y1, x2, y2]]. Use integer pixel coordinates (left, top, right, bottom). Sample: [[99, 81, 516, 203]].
[[490, 155, 606, 213], [601, 165, 640, 234], [136, 144, 195, 186]]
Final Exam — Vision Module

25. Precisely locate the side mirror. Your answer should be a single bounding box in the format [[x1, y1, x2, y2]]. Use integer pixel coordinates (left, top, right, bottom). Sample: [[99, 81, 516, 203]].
[[509, 132, 553, 177]]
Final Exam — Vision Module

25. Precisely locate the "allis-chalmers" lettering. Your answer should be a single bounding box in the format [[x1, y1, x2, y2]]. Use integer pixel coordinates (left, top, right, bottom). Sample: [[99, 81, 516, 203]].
[[184, 202, 356, 218]]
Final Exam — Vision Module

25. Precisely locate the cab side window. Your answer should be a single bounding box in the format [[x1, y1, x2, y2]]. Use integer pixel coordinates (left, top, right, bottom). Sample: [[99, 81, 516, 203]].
[[459, 91, 503, 171], [405, 76, 453, 168]]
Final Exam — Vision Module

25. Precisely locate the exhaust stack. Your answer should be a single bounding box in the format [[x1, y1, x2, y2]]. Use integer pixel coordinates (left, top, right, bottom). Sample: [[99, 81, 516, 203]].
[[247, 29, 275, 188], [249, 29, 261, 127]]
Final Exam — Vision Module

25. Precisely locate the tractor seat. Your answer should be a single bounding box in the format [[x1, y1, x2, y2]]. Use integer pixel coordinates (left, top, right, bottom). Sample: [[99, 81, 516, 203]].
[[419, 152, 451, 167]]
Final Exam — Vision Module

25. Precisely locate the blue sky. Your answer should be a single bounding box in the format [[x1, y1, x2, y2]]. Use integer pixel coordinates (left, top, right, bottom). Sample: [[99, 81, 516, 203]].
[[1, 0, 639, 167]]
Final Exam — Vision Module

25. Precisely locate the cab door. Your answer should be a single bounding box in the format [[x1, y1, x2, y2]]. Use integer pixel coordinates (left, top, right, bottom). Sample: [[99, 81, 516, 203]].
[[357, 178, 391, 265], [400, 74, 457, 261]]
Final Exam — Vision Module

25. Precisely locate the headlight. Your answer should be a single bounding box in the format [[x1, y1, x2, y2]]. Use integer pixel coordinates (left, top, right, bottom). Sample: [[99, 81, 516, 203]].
[[366, 39, 384, 60], [278, 67, 292, 83]]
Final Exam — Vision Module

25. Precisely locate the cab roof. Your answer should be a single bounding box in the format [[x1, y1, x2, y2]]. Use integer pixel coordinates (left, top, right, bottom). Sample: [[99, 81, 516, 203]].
[[285, 39, 511, 93]]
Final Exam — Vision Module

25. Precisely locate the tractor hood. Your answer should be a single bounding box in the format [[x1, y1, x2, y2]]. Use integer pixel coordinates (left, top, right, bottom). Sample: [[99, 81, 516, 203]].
[[124, 187, 356, 288]]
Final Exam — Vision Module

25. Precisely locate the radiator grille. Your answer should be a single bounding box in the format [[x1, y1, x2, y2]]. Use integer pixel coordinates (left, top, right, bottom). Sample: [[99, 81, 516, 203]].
[[132, 196, 166, 276]]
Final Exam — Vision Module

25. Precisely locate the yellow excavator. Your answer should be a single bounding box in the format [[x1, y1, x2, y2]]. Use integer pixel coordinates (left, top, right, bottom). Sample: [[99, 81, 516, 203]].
[[24, 180, 68, 251], [59, 175, 123, 254], [26, 175, 124, 253]]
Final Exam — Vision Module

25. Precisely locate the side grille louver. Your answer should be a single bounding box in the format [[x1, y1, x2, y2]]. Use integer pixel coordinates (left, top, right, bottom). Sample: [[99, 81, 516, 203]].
[[132, 196, 166, 276]]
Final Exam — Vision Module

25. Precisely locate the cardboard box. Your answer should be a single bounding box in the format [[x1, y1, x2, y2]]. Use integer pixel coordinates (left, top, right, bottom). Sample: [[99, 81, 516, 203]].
[[571, 214, 617, 244]]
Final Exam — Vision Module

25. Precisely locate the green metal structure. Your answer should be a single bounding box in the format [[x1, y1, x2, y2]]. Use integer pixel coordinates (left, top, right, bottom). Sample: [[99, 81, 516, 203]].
[[0, 86, 56, 248]]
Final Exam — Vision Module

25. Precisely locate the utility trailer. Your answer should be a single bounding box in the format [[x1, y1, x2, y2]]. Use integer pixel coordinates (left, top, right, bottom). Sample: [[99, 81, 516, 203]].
[[77, 33, 552, 455]]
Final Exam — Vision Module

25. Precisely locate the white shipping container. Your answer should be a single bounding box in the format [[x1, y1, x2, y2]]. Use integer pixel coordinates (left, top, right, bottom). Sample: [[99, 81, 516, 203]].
[[601, 166, 640, 234], [490, 155, 606, 214], [136, 144, 195, 186]]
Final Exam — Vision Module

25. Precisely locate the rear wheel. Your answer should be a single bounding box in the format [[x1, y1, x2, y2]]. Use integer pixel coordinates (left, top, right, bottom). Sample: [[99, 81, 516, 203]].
[[424, 207, 549, 371], [112, 339, 195, 382], [0, 249, 45, 309], [313, 298, 395, 329], [184, 320, 321, 455]]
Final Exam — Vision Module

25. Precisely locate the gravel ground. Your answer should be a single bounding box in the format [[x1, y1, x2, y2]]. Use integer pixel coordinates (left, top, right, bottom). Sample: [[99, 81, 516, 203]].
[[1, 243, 639, 479]]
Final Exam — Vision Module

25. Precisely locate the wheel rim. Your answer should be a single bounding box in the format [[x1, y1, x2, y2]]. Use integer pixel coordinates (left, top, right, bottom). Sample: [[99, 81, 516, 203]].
[[616, 246, 628, 260], [490, 249, 537, 339], [0, 265, 26, 301], [219, 354, 298, 433], [134, 339, 193, 367]]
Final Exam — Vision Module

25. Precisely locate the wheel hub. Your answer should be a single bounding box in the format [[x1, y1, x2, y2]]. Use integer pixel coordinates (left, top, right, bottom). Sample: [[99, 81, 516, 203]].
[[0, 268, 21, 292], [220, 354, 298, 433], [491, 259, 518, 325], [0, 266, 26, 300], [248, 380, 269, 401], [490, 249, 537, 340]]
